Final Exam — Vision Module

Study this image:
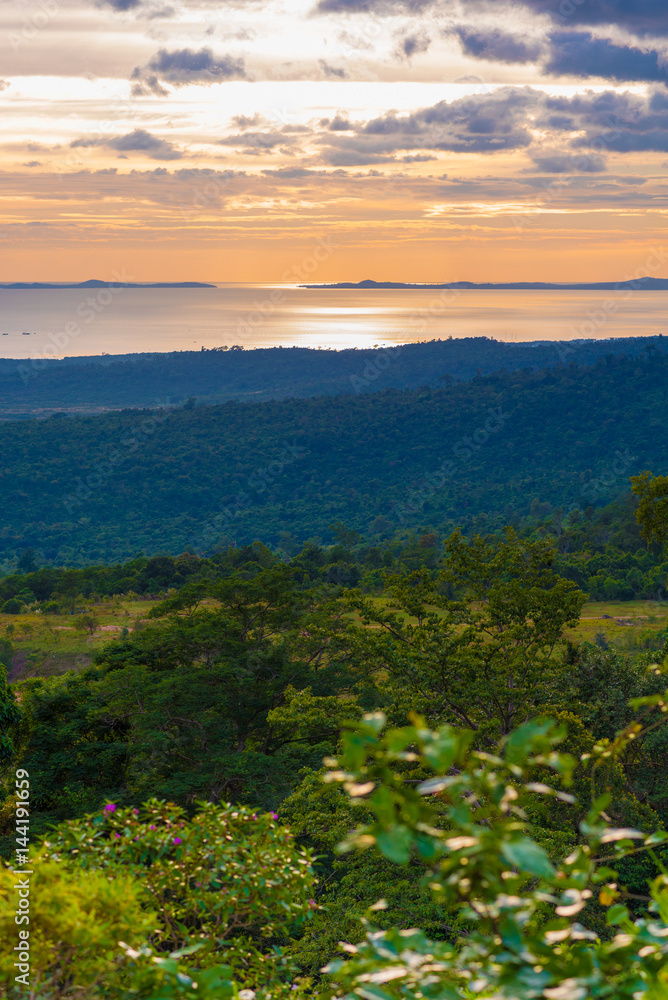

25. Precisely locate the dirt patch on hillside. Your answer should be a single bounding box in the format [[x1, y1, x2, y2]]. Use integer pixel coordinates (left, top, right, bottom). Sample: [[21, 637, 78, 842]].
[[10, 650, 93, 681]]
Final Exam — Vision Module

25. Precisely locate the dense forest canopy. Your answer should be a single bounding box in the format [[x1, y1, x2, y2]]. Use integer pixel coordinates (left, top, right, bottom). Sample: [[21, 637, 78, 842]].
[[0, 350, 667, 568], [0, 335, 660, 417]]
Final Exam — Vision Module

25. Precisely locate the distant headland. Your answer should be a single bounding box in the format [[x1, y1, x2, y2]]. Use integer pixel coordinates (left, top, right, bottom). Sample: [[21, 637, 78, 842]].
[[301, 277, 668, 291], [0, 279, 216, 289]]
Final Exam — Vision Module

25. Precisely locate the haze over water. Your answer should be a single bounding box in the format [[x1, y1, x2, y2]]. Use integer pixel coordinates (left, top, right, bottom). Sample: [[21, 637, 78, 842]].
[[0, 284, 666, 360]]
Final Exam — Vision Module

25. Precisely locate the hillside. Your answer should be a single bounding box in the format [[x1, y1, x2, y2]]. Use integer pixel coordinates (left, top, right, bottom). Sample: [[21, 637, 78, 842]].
[[0, 351, 667, 566], [0, 334, 661, 418]]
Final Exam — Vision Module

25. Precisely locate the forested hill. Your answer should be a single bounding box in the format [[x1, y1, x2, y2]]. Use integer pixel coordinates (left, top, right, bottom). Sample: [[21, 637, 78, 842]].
[[0, 334, 662, 417], [1, 351, 667, 566]]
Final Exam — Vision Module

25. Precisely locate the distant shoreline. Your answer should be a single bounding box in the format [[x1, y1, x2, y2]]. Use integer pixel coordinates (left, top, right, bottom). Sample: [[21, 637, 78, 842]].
[[302, 277, 668, 291], [0, 280, 216, 290]]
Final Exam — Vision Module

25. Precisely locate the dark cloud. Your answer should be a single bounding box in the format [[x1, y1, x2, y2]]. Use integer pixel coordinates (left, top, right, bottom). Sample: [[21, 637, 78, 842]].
[[70, 128, 182, 160], [232, 114, 264, 129], [543, 89, 668, 152], [395, 31, 431, 60], [327, 115, 354, 130], [99, 0, 142, 9], [357, 87, 540, 153], [318, 59, 348, 78], [514, 0, 668, 38], [320, 148, 398, 165], [530, 152, 607, 172], [219, 131, 290, 149], [311, 85, 668, 165], [315, 0, 431, 11], [316, 0, 668, 37], [131, 47, 246, 95], [546, 31, 668, 83], [454, 27, 542, 64]]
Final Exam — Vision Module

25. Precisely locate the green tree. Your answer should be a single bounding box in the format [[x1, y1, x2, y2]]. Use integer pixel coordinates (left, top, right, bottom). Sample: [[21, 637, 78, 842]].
[[74, 611, 100, 635], [346, 530, 586, 739], [632, 471, 668, 545], [0, 663, 20, 763], [17, 547, 37, 574], [322, 706, 668, 1000]]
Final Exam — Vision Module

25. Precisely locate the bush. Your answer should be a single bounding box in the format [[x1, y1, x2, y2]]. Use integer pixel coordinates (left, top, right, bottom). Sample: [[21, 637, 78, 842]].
[[1, 599, 23, 615], [0, 859, 155, 997], [43, 798, 316, 986]]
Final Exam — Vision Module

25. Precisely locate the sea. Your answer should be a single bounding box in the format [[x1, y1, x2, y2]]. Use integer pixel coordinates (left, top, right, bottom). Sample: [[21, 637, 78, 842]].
[[0, 283, 666, 359]]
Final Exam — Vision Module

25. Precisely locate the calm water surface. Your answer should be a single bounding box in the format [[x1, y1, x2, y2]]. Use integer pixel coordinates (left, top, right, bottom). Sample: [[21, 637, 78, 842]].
[[0, 284, 666, 359]]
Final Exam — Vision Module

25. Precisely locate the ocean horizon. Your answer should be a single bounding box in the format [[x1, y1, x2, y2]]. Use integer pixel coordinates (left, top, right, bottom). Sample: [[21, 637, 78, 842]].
[[0, 283, 666, 360]]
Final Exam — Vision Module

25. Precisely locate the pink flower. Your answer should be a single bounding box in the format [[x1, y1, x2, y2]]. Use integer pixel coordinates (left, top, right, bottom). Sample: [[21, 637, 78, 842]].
[[173, 837, 182, 844], [270, 812, 279, 820], [149, 825, 156, 830], [115, 833, 121, 838], [104, 803, 116, 813]]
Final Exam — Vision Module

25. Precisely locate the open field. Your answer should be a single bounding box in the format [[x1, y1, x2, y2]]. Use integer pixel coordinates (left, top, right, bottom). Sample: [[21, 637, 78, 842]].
[[566, 600, 668, 651], [3, 598, 666, 684], [2, 597, 161, 681]]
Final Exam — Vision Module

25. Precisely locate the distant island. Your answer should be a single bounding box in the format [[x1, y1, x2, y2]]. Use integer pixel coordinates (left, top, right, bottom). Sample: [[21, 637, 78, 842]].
[[0, 279, 216, 289], [302, 277, 668, 291]]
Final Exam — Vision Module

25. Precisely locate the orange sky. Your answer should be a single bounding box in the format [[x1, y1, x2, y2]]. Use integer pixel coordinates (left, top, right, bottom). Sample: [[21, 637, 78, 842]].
[[1, 1, 667, 283]]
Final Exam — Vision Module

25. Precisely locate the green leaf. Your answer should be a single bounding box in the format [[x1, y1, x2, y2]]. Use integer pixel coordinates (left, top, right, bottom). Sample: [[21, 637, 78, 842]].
[[376, 826, 413, 864], [606, 903, 630, 925], [501, 836, 555, 878]]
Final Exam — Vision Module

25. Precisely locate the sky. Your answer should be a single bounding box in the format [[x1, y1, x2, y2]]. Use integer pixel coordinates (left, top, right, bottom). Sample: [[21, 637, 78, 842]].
[[1, 0, 668, 282]]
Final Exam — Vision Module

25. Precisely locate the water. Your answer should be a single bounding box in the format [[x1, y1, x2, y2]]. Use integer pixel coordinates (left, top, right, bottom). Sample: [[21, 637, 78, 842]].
[[0, 283, 666, 359]]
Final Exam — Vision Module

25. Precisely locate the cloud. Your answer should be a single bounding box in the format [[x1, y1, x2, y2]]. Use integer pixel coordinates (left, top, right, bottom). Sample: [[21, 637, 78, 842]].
[[70, 128, 182, 160], [219, 130, 294, 151], [326, 115, 355, 130], [356, 87, 540, 153], [131, 47, 246, 94], [318, 59, 348, 78], [394, 31, 431, 60], [454, 27, 542, 64], [99, 0, 142, 8], [315, 0, 432, 11], [514, 0, 668, 37], [321, 0, 668, 37], [542, 88, 668, 152], [530, 152, 607, 172], [546, 31, 668, 83]]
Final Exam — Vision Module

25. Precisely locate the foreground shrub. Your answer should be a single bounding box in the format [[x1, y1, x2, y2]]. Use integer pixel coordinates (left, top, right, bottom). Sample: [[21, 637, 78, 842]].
[[321, 706, 668, 1000], [43, 799, 315, 988], [0, 859, 154, 998]]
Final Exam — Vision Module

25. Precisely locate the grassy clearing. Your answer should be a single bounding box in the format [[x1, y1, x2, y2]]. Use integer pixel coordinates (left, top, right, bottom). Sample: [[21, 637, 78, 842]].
[[3, 598, 161, 681], [4, 596, 667, 684], [565, 600, 667, 652]]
